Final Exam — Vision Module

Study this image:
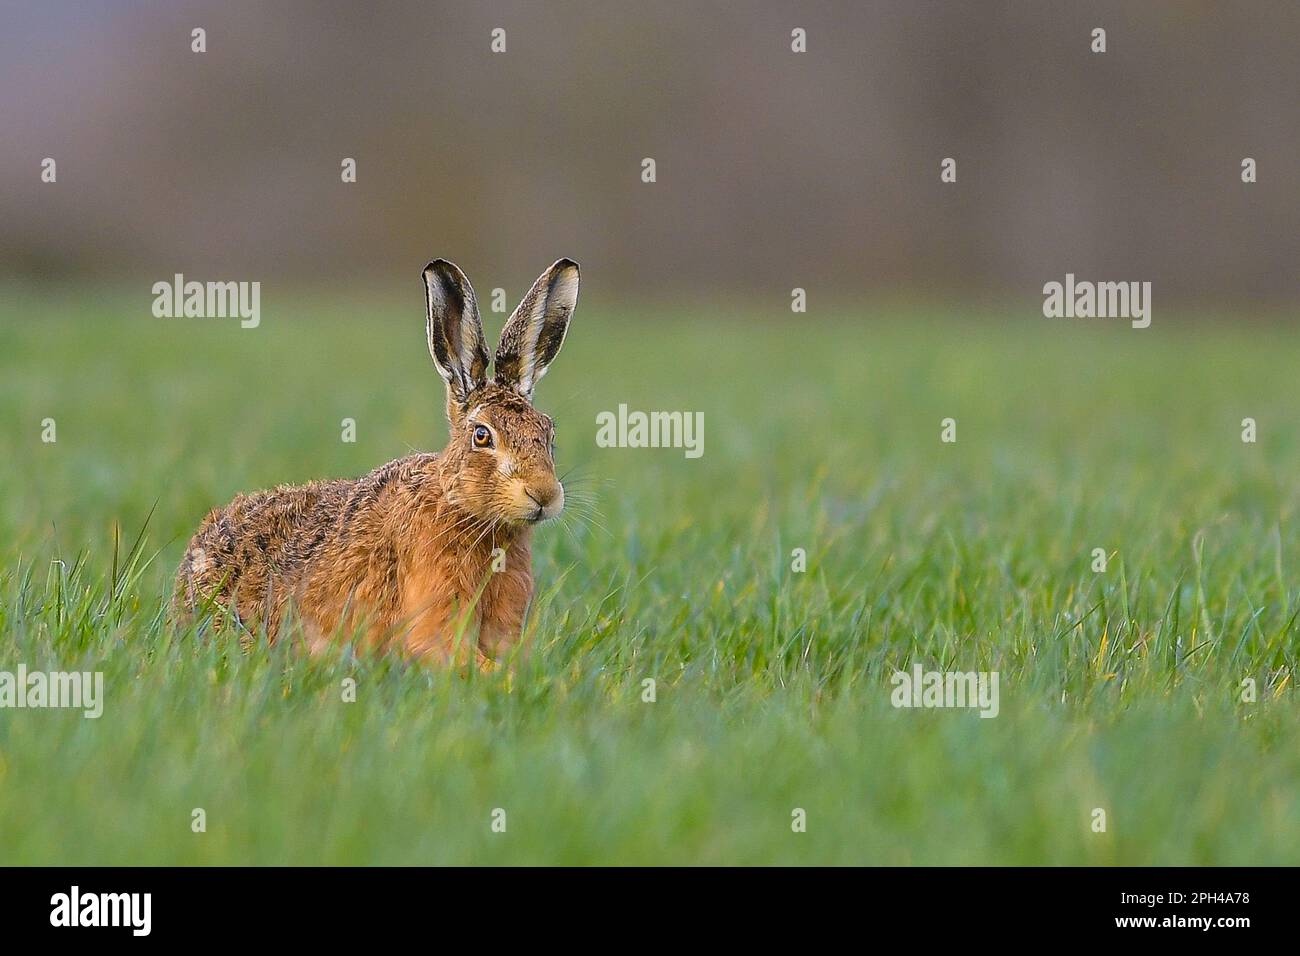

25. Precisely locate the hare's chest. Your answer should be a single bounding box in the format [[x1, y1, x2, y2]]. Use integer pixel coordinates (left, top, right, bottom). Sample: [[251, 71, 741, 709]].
[[396, 529, 489, 616]]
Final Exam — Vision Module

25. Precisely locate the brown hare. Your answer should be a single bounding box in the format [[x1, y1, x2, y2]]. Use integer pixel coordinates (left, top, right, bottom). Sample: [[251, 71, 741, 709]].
[[173, 258, 579, 667]]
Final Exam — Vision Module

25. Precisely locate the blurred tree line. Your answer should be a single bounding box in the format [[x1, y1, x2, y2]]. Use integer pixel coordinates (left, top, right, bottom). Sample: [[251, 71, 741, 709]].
[[2, 1, 1297, 307]]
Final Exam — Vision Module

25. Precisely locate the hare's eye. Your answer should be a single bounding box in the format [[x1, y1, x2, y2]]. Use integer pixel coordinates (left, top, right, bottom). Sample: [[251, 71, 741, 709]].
[[472, 425, 493, 449]]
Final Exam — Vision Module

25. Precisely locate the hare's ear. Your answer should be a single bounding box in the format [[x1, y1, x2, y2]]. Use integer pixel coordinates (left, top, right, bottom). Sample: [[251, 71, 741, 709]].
[[494, 258, 579, 401], [423, 260, 489, 413]]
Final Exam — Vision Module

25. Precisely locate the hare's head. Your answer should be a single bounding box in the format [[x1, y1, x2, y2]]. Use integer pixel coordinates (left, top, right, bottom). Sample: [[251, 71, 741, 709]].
[[422, 258, 578, 526]]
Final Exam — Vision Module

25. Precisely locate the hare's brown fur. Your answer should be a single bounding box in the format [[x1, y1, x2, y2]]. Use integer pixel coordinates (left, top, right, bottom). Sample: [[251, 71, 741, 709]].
[[172, 260, 578, 666]]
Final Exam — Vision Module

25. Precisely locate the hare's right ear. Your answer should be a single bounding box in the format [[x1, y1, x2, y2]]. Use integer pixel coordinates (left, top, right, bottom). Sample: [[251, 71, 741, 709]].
[[494, 259, 579, 401], [423, 260, 489, 417]]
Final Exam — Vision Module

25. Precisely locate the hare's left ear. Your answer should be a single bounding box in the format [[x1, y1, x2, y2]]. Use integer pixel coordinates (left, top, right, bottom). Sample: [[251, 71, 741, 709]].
[[494, 258, 579, 401]]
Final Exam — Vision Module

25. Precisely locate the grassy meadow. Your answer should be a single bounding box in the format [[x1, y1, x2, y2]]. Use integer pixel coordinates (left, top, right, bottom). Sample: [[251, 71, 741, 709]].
[[1, 287, 1298, 865]]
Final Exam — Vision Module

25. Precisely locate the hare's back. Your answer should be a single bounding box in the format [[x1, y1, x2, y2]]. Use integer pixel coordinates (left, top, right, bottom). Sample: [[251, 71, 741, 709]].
[[177, 477, 353, 601], [175, 455, 441, 626], [225, 477, 356, 558]]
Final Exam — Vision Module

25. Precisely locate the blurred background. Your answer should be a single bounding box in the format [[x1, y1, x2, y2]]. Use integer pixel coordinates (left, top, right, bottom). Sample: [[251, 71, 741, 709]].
[[1, 0, 1297, 309]]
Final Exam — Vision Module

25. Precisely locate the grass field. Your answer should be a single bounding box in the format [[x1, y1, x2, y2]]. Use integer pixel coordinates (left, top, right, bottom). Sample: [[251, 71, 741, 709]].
[[2, 288, 1298, 865]]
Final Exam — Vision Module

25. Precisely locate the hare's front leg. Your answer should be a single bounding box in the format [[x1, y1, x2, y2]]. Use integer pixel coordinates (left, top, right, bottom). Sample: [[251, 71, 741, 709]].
[[397, 589, 475, 667], [478, 560, 534, 663]]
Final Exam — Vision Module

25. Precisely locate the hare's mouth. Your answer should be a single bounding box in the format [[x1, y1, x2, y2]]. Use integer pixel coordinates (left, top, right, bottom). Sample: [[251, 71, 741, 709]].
[[523, 489, 562, 524]]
